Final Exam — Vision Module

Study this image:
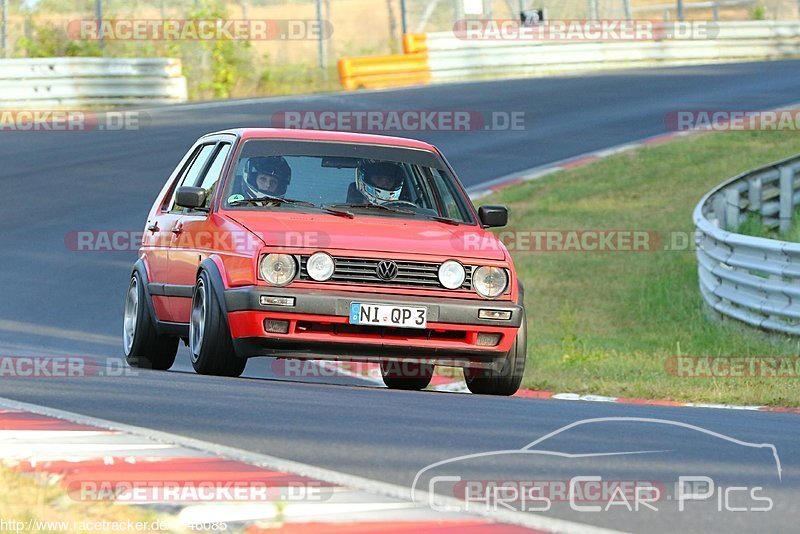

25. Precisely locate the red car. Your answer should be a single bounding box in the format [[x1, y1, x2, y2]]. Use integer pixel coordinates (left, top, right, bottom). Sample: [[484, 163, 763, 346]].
[[123, 129, 526, 395]]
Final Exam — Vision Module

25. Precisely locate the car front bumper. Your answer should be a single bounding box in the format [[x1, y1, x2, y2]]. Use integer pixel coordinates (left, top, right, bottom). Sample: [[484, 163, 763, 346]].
[[225, 286, 523, 367]]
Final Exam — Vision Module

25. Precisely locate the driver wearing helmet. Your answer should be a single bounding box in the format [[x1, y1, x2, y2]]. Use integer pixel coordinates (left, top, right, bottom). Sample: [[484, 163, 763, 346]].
[[242, 156, 292, 198], [355, 160, 405, 205]]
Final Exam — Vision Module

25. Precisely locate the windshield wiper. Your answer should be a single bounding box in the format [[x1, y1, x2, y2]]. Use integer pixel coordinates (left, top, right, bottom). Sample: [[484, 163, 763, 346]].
[[327, 203, 417, 216], [319, 206, 355, 219], [429, 216, 461, 226], [231, 196, 354, 218]]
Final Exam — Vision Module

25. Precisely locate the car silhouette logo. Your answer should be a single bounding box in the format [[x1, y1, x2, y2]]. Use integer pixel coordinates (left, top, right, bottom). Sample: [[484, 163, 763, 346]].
[[376, 260, 399, 281]]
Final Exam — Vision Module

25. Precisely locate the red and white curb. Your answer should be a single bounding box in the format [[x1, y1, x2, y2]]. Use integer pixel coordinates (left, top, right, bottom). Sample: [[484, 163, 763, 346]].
[[438, 377, 800, 414], [0, 397, 617, 534], [318, 362, 800, 414], [466, 131, 693, 201], [469, 101, 800, 200], [510, 391, 800, 414]]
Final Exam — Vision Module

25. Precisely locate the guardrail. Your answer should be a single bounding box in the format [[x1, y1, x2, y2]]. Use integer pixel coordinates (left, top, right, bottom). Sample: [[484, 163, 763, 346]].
[[694, 154, 800, 336], [631, 0, 758, 21], [338, 21, 800, 90], [0, 57, 188, 108], [424, 20, 800, 81]]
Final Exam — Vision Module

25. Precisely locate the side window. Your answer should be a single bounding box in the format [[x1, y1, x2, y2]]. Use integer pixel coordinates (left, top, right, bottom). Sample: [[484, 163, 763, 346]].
[[431, 170, 465, 220], [407, 165, 437, 211], [166, 144, 217, 213], [197, 143, 232, 209]]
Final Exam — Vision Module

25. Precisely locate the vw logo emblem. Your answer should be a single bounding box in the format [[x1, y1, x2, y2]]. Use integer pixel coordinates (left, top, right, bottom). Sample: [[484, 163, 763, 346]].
[[376, 260, 399, 281]]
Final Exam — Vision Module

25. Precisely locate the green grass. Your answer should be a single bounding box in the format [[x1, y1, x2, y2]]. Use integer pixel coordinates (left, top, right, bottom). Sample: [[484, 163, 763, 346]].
[[736, 208, 800, 242], [0, 466, 170, 533], [480, 130, 800, 406]]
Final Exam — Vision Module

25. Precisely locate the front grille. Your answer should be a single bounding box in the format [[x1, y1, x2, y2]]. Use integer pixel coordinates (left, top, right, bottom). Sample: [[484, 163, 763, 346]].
[[299, 256, 473, 290]]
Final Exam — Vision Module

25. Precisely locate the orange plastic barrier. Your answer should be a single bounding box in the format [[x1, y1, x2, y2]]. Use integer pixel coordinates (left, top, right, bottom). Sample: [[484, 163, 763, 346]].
[[403, 33, 428, 54], [338, 34, 430, 91]]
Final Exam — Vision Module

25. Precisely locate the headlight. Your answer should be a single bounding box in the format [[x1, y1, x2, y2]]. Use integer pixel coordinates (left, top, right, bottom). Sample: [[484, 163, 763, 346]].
[[306, 252, 335, 282], [259, 254, 297, 287], [473, 266, 508, 299], [438, 260, 466, 289]]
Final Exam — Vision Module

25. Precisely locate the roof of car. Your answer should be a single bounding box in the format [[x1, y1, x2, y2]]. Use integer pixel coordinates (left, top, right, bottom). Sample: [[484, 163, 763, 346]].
[[203, 128, 439, 152]]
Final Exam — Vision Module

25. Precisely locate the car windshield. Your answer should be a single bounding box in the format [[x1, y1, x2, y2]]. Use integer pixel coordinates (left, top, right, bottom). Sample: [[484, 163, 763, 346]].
[[222, 139, 475, 224]]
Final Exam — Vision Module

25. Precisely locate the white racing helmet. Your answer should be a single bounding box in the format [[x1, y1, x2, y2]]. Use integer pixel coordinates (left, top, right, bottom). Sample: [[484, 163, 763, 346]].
[[355, 160, 405, 205]]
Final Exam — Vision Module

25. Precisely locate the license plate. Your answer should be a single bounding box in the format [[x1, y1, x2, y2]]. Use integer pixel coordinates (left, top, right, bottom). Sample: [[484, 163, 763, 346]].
[[349, 302, 427, 329]]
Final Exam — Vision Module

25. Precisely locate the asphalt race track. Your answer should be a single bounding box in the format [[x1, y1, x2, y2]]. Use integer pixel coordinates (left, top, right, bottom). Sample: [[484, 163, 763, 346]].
[[1, 60, 800, 532]]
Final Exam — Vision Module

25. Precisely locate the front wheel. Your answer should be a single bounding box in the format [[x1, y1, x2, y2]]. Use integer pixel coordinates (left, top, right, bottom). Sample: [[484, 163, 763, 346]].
[[464, 313, 527, 396], [380, 361, 434, 391], [189, 271, 246, 377], [123, 272, 178, 370]]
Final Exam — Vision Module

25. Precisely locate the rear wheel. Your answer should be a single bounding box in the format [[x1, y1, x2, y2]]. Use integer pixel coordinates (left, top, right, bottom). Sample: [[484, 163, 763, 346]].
[[124, 272, 178, 370], [380, 361, 434, 391], [464, 313, 527, 396], [190, 271, 246, 377]]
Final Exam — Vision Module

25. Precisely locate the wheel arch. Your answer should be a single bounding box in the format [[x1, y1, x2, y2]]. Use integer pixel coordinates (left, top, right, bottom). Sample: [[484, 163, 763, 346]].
[[131, 258, 159, 325], [197, 257, 230, 319]]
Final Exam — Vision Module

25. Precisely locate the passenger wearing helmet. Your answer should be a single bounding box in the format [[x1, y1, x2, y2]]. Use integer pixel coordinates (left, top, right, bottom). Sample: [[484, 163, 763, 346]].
[[355, 160, 405, 205], [243, 156, 292, 198]]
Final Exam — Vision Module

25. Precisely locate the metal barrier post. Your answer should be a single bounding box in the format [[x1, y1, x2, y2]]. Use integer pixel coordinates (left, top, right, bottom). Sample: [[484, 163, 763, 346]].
[[95, 0, 104, 50], [779, 165, 794, 233], [316, 0, 328, 79], [623, 0, 632, 19], [1, 0, 7, 58], [748, 176, 762, 213], [725, 188, 741, 231]]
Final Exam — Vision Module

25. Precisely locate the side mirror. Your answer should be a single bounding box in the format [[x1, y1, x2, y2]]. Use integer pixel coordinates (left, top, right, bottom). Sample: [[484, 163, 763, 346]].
[[478, 205, 508, 228], [175, 186, 207, 210]]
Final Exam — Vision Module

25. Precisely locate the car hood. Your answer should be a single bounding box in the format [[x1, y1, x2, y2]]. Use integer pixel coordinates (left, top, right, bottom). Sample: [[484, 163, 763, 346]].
[[224, 212, 507, 261]]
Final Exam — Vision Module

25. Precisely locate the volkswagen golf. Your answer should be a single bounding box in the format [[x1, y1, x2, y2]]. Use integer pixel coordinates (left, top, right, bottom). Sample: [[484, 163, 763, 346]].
[[123, 128, 526, 395]]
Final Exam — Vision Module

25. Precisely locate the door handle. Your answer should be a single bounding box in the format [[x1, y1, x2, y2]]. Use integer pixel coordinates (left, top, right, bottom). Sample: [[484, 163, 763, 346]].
[[147, 224, 159, 233], [172, 226, 184, 235]]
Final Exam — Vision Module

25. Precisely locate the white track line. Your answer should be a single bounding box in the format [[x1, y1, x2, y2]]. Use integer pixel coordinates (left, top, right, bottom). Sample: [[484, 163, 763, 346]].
[[0, 396, 624, 534]]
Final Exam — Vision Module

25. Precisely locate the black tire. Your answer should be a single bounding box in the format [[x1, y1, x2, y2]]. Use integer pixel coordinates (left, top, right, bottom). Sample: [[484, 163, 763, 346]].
[[123, 271, 178, 370], [464, 313, 527, 396], [189, 270, 246, 377], [380, 360, 434, 391]]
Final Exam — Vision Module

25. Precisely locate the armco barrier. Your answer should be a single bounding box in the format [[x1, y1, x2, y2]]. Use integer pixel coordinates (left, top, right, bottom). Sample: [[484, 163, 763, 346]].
[[338, 21, 800, 90], [424, 20, 800, 81], [0, 57, 188, 108], [694, 154, 800, 336]]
